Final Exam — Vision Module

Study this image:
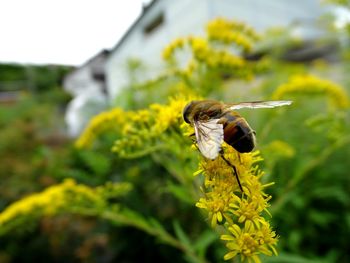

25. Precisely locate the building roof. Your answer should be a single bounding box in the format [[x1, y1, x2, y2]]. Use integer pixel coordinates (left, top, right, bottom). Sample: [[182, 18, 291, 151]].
[[64, 49, 110, 80], [109, 0, 160, 54]]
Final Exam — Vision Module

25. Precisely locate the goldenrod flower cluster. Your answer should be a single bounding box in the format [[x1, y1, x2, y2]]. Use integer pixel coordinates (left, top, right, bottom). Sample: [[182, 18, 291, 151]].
[[272, 74, 350, 109], [0, 179, 132, 234], [76, 96, 196, 158], [111, 97, 190, 158], [76, 108, 128, 148], [0, 179, 96, 226], [162, 38, 186, 61], [206, 18, 260, 53], [162, 18, 262, 79], [163, 36, 246, 71], [195, 145, 278, 262]]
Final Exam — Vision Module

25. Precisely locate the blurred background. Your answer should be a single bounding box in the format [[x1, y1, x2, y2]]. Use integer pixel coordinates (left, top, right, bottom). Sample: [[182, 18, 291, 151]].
[[0, 0, 349, 262]]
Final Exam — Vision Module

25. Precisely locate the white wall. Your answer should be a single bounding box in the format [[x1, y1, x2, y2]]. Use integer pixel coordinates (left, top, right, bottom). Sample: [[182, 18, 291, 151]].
[[64, 67, 101, 96], [64, 54, 108, 136]]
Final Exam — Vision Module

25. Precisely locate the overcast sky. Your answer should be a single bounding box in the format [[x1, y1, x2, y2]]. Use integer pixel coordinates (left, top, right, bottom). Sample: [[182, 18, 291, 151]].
[[0, 0, 151, 66]]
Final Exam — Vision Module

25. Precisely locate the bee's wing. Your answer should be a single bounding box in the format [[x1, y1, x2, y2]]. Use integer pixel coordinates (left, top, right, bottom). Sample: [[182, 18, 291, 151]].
[[227, 100, 292, 110], [194, 119, 224, 160]]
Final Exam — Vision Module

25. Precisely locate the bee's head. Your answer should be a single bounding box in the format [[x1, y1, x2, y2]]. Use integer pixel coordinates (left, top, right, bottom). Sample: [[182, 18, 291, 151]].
[[183, 101, 196, 123]]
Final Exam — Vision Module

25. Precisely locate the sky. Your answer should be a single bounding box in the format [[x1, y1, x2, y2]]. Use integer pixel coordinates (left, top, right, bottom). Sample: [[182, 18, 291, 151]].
[[0, 0, 151, 66]]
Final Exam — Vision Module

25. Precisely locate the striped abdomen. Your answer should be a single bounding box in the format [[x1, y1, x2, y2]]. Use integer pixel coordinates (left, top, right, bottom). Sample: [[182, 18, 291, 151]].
[[218, 112, 256, 153]]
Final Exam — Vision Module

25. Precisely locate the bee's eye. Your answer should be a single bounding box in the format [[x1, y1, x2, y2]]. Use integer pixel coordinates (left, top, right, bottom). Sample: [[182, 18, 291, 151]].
[[183, 102, 193, 123]]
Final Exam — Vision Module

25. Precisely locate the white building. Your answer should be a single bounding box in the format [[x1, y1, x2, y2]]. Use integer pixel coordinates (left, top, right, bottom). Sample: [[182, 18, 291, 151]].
[[63, 50, 109, 136], [106, 0, 330, 100]]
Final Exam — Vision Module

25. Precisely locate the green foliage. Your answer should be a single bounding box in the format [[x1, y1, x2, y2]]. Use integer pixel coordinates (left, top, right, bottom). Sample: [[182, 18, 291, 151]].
[[0, 64, 27, 82], [0, 63, 73, 92]]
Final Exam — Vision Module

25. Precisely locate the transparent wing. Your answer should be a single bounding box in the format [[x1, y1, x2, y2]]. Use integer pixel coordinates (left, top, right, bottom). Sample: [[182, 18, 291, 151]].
[[194, 119, 224, 160], [227, 100, 292, 110]]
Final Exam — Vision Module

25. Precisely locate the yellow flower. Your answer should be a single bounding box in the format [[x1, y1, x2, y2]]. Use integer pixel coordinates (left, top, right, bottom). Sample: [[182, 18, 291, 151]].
[[196, 186, 236, 227], [272, 74, 350, 109], [0, 180, 132, 234], [162, 37, 186, 61], [0, 179, 96, 225], [229, 197, 264, 226], [150, 97, 185, 133], [221, 222, 277, 262], [206, 18, 260, 53], [76, 108, 129, 148], [111, 96, 195, 158], [189, 37, 211, 61]]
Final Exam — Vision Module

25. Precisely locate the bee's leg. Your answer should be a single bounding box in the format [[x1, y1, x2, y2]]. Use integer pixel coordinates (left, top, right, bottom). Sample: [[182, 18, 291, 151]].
[[188, 133, 197, 144], [220, 153, 243, 193], [238, 153, 242, 164]]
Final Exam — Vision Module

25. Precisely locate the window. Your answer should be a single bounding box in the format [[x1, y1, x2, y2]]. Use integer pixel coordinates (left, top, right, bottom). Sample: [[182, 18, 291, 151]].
[[143, 13, 164, 35]]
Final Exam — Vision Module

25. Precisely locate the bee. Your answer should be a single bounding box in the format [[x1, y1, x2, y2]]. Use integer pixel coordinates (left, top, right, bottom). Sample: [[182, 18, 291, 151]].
[[183, 99, 292, 191]]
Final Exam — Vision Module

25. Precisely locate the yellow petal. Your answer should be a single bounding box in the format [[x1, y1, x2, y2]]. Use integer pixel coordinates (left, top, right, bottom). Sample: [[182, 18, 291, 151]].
[[221, 234, 235, 241], [251, 255, 262, 263], [238, 215, 246, 223], [226, 242, 239, 250], [229, 224, 241, 237], [193, 169, 203, 176], [217, 211, 223, 222], [223, 251, 238, 261]]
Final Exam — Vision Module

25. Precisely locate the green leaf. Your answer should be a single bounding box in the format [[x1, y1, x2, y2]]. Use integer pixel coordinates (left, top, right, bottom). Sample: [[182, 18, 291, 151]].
[[173, 220, 191, 248], [166, 182, 195, 204], [193, 230, 218, 257]]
